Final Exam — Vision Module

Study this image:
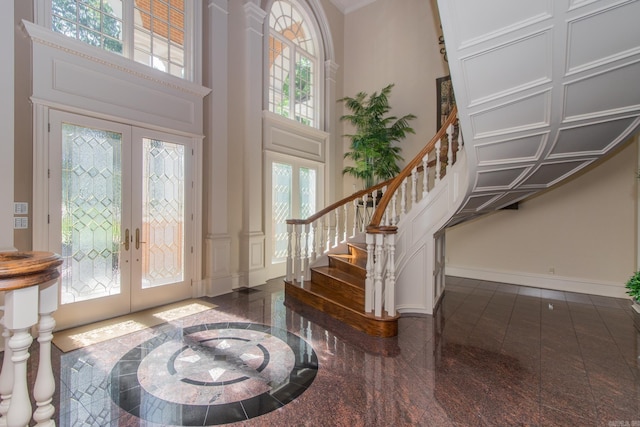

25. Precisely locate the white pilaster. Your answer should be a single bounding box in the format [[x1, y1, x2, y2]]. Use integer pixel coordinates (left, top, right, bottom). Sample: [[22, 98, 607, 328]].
[[0, 1, 14, 251], [204, 0, 233, 295], [325, 60, 339, 204], [242, 2, 267, 285]]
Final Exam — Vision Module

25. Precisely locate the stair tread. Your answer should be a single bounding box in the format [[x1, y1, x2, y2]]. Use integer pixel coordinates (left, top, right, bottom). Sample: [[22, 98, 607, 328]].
[[312, 266, 365, 288], [329, 253, 367, 270], [286, 279, 398, 321]]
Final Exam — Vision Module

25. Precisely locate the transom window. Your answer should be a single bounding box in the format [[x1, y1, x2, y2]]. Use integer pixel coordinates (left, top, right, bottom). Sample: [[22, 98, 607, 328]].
[[49, 0, 192, 80], [268, 0, 318, 127]]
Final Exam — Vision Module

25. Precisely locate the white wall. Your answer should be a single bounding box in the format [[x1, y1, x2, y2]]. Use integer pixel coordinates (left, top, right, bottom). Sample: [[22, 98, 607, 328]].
[[1, 2, 15, 250], [342, 0, 448, 194], [446, 136, 639, 298]]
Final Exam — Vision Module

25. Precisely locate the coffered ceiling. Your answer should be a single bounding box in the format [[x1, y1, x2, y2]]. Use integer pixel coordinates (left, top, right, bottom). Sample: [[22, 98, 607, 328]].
[[437, 0, 640, 224]]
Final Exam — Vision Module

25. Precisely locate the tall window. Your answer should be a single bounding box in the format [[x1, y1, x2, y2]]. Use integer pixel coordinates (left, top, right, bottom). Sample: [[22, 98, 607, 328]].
[[268, 0, 318, 127], [49, 0, 191, 80]]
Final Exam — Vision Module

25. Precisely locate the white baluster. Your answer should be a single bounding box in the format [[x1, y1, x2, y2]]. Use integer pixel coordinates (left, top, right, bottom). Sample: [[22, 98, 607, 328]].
[[303, 223, 310, 281], [365, 233, 374, 312], [435, 139, 442, 182], [318, 217, 325, 255], [422, 154, 429, 198], [385, 234, 396, 317], [6, 329, 32, 427], [334, 209, 339, 248], [458, 122, 463, 148], [343, 204, 348, 242], [372, 189, 378, 208], [325, 215, 331, 252], [33, 280, 58, 427], [310, 220, 318, 262], [374, 233, 384, 318], [0, 320, 13, 425], [286, 223, 293, 281], [447, 123, 454, 174], [361, 195, 368, 232], [400, 178, 407, 217], [294, 224, 302, 281], [4, 286, 39, 427], [411, 166, 417, 205], [352, 199, 359, 237], [391, 193, 398, 226]]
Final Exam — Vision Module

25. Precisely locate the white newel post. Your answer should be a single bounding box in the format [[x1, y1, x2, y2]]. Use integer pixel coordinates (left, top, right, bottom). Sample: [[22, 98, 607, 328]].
[[374, 234, 384, 318], [285, 223, 293, 281], [365, 233, 374, 312]]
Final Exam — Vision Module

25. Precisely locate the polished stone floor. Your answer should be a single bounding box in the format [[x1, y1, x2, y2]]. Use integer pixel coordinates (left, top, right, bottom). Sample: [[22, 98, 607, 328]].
[[21, 276, 640, 425]]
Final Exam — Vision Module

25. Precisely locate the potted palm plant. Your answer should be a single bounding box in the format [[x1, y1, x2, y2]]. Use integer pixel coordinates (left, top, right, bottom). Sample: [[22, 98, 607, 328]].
[[340, 84, 416, 190], [626, 271, 640, 312]]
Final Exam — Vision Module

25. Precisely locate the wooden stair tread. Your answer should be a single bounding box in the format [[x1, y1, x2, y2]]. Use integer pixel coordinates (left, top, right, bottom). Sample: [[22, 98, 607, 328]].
[[293, 280, 362, 312], [330, 253, 366, 268], [285, 280, 399, 337], [313, 265, 364, 288]]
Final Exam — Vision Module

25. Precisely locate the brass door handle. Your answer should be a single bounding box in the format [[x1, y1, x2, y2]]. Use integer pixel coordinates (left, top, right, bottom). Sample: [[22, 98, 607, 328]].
[[123, 228, 130, 251], [135, 228, 146, 250]]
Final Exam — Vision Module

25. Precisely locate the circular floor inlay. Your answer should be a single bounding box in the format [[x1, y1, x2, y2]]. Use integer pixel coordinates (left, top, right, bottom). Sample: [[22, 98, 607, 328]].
[[110, 322, 318, 425]]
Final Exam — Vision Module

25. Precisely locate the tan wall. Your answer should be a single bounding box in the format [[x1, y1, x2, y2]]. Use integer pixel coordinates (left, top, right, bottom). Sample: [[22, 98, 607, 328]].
[[14, 0, 33, 251], [446, 136, 639, 294], [342, 0, 448, 194]]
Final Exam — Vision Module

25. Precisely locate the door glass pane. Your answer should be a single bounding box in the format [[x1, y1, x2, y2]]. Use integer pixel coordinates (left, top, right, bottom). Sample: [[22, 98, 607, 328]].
[[299, 167, 316, 218], [61, 124, 122, 304], [272, 162, 292, 263], [142, 138, 185, 288]]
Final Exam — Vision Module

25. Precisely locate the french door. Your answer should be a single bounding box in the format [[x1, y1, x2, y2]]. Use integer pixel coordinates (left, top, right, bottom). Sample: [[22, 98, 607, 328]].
[[48, 111, 195, 330], [265, 152, 323, 278]]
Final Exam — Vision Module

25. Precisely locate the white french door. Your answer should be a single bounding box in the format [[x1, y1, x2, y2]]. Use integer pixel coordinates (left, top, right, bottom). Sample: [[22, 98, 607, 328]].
[[48, 111, 195, 330], [265, 151, 323, 279]]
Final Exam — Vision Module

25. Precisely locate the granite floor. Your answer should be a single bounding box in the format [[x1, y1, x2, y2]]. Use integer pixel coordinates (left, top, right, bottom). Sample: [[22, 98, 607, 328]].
[[20, 276, 640, 426]]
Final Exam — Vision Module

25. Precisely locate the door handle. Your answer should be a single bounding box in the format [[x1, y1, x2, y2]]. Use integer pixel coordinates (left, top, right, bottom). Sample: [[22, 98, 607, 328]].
[[123, 228, 130, 251], [135, 228, 146, 250]]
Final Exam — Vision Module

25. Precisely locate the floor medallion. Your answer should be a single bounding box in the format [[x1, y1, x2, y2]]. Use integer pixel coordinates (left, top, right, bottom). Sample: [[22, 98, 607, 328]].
[[110, 322, 318, 425]]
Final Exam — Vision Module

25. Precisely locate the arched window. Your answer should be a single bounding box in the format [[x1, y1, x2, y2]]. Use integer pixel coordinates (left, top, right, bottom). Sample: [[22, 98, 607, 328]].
[[268, 0, 318, 128]]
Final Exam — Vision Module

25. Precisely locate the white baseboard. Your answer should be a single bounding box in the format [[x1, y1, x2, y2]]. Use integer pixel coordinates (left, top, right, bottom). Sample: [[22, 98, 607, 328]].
[[446, 265, 627, 299]]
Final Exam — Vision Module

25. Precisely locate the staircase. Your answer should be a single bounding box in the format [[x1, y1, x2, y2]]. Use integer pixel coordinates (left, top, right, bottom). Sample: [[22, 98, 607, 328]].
[[285, 242, 399, 338], [285, 0, 640, 338]]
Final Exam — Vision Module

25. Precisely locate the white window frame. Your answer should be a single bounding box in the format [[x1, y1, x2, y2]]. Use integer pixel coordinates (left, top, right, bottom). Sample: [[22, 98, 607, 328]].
[[33, 0, 201, 83], [266, 0, 322, 129]]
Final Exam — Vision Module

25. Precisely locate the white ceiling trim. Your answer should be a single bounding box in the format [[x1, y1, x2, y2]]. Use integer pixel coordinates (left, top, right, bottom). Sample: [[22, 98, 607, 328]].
[[329, 0, 376, 14]]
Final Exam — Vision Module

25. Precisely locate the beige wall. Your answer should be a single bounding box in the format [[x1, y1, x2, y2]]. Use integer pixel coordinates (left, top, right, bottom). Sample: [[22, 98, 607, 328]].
[[446, 136, 639, 295], [14, 0, 33, 251], [342, 0, 448, 194]]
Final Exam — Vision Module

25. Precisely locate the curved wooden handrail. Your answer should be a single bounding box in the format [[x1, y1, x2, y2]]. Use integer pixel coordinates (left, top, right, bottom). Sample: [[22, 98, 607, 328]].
[[368, 106, 458, 231], [286, 178, 394, 225]]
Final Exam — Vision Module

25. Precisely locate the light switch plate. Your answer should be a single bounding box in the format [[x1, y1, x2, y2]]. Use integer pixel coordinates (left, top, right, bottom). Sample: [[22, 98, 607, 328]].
[[14, 202, 28, 215], [13, 217, 28, 229]]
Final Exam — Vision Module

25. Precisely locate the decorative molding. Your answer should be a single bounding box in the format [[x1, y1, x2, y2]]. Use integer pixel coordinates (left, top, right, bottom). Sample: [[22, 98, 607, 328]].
[[446, 265, 627, 299], [208, 0, 229, 14], [22, 20, 210, 98], [325, 60, 339, 82], [244, 2, 267, 35], [328, 0, 376, 15]]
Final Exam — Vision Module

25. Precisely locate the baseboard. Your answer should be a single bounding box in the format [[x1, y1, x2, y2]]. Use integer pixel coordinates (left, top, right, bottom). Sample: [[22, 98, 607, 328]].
[[446, 265, 626, 299]]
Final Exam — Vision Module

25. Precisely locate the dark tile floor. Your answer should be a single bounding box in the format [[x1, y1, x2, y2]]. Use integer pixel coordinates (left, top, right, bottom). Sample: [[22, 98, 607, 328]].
[[20, 276, 640, 426]]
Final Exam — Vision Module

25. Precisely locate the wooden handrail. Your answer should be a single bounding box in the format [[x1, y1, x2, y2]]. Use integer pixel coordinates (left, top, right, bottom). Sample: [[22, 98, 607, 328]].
[[368, 106, 458, 230], [286, 178, 394, 225]]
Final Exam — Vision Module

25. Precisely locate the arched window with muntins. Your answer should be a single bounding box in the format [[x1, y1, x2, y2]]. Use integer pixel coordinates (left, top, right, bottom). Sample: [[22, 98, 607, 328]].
[[268, 0, 318, 128]]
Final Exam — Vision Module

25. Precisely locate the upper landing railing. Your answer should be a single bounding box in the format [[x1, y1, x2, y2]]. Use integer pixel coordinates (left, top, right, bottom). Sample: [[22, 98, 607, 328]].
[[286, 106, 461, 317]]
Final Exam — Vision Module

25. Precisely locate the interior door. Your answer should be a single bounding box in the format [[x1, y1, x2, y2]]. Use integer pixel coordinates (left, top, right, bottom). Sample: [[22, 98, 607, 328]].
[[49, 111, 193, 330], [265, 151, 323, 279]]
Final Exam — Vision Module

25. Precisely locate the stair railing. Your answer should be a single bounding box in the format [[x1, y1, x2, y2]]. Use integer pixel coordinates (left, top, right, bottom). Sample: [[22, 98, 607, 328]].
[[365, 106, 461, 317], [285, 179, 394, 283], [285, 106, 461, 319]]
